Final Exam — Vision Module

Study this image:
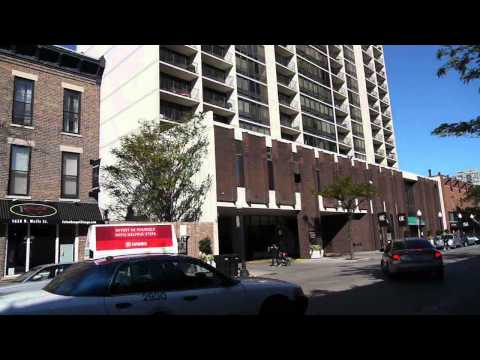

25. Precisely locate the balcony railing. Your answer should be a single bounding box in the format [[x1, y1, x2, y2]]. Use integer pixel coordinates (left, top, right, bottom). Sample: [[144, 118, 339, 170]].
[[280, 115, 299, 129], [335, 102, 349, 113], [378, 82, 387, 90], [160, 50, 197, 72], [375, 149, 386, 157], [276, 55, 296, 72], [331, 71, 346, 82], [160, 106, 193, 123], [161, 82, 200, 100], [377, 70, 386, 78], [337, 119, 351, 129], [384, 110, 391, 118], [374, 133, 384, 142], [277, 75, 297, 90], [278, 45, 295, 53], [385, 137, 394, 145], [334, 86, 347, 96], [339, 137, 352, 147], [202, 45, 233, 63], [235, 45, 265, 63]]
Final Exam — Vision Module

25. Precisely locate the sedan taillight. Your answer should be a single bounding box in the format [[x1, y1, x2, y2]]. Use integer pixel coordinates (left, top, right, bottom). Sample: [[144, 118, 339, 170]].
[[434, 251, 442, 258], [391, 254, 401, 261]]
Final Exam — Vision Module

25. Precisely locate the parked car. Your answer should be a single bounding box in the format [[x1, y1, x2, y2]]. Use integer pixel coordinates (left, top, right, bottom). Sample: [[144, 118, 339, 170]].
[[442, 234, 463, 249], [465, 236, 479, 246], [0, 263, 72, 296], [433, 236, 445, 250], [0, 254, 308, 315], [381, 238, 444, 280]]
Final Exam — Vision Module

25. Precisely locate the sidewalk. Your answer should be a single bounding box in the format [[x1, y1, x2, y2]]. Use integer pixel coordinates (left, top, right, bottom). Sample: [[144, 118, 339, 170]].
[[246, 250, 382, 277]]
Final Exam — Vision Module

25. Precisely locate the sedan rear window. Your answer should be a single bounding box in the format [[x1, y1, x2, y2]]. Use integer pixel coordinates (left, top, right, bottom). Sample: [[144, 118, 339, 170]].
[[393, 240, 433, 250]]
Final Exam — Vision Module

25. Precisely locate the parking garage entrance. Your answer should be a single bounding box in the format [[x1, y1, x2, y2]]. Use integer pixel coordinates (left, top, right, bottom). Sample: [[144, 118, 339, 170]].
[[218, 209, 299, 261]]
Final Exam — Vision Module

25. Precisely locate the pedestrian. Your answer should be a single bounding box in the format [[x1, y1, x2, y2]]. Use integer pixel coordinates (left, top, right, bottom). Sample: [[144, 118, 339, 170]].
[[267, 243, 279, 266]]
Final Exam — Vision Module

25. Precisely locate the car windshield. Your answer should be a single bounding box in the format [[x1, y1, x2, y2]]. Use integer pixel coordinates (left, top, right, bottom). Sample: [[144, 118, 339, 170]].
[[10, 265, 45, 283], [44, 262, 94, 295]]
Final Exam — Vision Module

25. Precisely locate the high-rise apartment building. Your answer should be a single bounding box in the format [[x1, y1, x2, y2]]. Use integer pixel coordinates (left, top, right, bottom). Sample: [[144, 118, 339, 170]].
[[455, 169, 480, 185], [78, 45, 438, 259]]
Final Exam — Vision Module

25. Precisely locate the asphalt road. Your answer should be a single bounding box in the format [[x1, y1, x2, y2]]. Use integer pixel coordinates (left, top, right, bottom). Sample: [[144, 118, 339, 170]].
[[248, 245, 480, 315]]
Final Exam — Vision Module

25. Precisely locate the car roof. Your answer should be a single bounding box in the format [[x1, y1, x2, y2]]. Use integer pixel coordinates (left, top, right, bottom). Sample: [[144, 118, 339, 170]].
[[92, 253, 189, 265]]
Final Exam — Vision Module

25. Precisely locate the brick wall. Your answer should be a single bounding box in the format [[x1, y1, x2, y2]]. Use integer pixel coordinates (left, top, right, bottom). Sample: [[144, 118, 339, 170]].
[[174, 222, 215, 258], [0, 54, 100, 201]]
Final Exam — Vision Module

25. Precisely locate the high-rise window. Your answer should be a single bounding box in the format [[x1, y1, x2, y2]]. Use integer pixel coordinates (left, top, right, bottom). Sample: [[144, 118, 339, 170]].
[[300, 95, 334, 121], [61, 152, 80, 198], [12, 77, 34, 126], [299, 76, 332, 104], [63, 89, 81, 134], [8, 145, 31, 196]]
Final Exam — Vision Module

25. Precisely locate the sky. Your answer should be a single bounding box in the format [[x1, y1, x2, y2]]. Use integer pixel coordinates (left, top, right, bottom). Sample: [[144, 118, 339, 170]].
[[61, 44, 478, 177], [384, 45, 479, 177]]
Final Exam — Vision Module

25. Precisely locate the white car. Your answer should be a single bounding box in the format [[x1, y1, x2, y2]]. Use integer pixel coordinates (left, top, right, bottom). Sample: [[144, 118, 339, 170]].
[[466, 236, 479, 246], [0, 263, 72, 296], [0, 254, 308, 315]]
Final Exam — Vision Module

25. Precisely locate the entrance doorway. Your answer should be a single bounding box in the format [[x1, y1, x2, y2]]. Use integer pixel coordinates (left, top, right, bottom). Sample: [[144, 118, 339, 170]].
[[6, 224, 28, 275], [30, 224, 56, 269]]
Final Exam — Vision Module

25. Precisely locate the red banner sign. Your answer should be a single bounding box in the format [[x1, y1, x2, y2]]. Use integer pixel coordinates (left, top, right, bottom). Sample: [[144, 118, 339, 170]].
[[95, 225, 173, 251]]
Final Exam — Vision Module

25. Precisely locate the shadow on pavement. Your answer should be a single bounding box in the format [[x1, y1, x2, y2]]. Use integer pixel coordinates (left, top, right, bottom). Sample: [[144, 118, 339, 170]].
[[306, 254, 480, 315]]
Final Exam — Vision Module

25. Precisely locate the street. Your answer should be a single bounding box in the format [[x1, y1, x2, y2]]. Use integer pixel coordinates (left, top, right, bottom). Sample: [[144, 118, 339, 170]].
[[248, 245, 480, 315]]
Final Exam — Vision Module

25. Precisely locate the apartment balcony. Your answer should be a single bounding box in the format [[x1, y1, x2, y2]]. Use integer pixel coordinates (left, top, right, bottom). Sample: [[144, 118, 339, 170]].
[[377, 70, 386, 81], [338, 136, 352, 148], [201, 45, 233, 70], [372, 131, 384, 143], [375, 149, 386, 158], [160, 104, 193, 123], [336, 119, 351, 134], [332, 85, 348, 100], [364, 62, 375, 76], [203, 96, 236, 117], [329, 45, 342, 58], [334, 101, 349, 116], [160, 85, 201, 107], [383, 110, 392, 118], [365, 74, 377, 88], [280, 114, 301, 134], [367, 95, 378, 107], [162, 45, 198, 57], [378, 81, 387, 90], [279, 96, 300, 115], [362, 51, 372, 65], [235, 45, 265, 63], [330, 56, 343, 71], [371, 118, 382, 129], [379, 96, 389, 106], [387, 152, 396, 160], [331, 71, 346, 86], [383, 123, 393, 133], [385, 138, 395, 148], [160, 52, 198, 81], [202, 72, 235, 93], [369, 104, 380, 114], [276, 56, 296, 76], [277, 73, 297, 95], [276, 45, 295, 56], [373, 46, 383, 58]]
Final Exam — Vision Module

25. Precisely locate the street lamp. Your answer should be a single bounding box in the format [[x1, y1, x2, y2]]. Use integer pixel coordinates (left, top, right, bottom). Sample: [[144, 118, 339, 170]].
[[470, 214, 476, 236], [417, 209, 422, 238], [458, 213, 463, 238], [438, 211, 443, 235]]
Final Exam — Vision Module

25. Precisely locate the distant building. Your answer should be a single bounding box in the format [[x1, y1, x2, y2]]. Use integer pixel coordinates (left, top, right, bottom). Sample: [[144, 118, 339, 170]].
[[456, 169, 480, 186]]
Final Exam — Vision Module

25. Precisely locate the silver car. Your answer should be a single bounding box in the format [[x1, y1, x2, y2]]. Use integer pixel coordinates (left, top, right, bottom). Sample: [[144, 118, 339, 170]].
[[381, 238, 444, 280], [464, 236, 478, 246], [0, 263, 72, 296]]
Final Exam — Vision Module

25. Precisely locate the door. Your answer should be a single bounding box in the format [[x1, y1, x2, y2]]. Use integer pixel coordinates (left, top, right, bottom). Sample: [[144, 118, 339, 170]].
[[159, 258, 247, 315], [105, 261, 173, 315], [60, 244, 74, 263]]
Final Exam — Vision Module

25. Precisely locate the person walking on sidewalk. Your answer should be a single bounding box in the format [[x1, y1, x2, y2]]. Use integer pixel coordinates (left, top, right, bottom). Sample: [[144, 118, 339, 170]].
[[267, 243, 279, 266]]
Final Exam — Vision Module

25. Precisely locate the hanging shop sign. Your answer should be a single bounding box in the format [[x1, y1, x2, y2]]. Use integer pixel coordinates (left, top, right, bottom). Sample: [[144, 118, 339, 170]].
[[9, 203, 57, 224]]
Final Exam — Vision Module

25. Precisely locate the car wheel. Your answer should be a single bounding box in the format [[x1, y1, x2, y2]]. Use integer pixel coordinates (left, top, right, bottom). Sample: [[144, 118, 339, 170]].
[[259, 296, 294, 315]]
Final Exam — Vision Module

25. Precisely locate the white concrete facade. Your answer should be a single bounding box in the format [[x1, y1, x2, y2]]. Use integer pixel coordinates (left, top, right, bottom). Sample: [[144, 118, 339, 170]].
[[77, 45, 399, 253]]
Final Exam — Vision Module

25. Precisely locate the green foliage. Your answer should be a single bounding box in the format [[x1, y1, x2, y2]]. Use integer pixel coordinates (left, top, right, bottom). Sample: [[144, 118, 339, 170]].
[[102, 113, 212, 222], [432, 45, 480, 137], [199, 237, 212, 255], [463, 185, 480, 206], [319, 176, 376, 259], [319, 176, 376, 213]]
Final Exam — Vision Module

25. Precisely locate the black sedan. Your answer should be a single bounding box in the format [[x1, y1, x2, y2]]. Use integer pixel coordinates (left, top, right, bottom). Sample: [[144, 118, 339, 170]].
[[381, 238, 444, 280]]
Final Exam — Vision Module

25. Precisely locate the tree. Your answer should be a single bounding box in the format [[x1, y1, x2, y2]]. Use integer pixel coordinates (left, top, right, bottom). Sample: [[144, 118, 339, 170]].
[[432, 45, 480, 137], [102, 113, 212, 222], [319, 176, 376, 260], [463, 185, 480, 207]]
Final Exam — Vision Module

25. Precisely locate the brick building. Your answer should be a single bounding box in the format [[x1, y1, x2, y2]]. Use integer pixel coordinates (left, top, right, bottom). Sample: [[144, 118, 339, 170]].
[[0, 45, 105, 277], [433, 174, 477, 234]]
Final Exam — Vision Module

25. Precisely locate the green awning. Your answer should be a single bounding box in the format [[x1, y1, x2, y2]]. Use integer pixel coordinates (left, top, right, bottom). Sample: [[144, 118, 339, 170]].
[[407, 216, 425, 226]]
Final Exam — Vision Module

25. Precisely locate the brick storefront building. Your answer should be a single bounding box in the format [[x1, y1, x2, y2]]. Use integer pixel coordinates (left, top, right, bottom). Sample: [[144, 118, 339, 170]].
[[0, 45, 105, 277], [433, 174, 477, 234]]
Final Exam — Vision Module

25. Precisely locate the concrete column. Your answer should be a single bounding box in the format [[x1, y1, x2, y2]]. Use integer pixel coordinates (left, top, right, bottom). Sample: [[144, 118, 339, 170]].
[[55, 225, 60, 264], [234, 214, 246, 261], [74, 224, 79, 262], [264, 45, 281, 140], [25, 224, 31, 272]]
